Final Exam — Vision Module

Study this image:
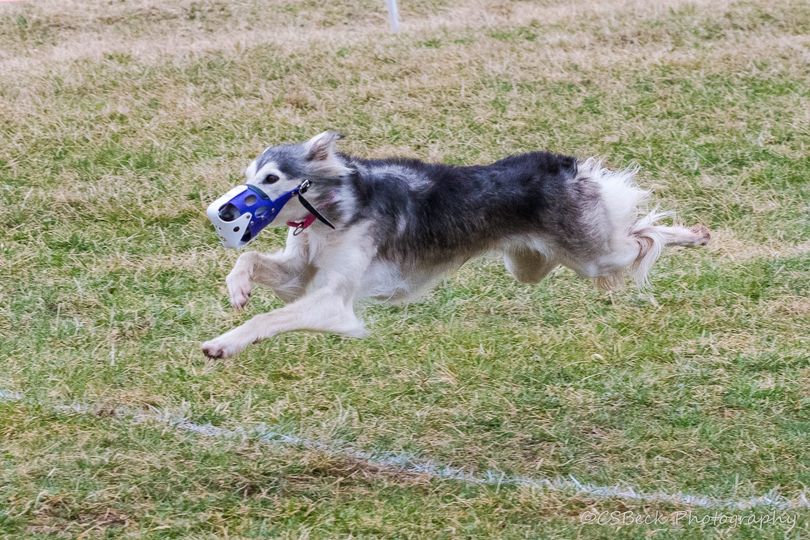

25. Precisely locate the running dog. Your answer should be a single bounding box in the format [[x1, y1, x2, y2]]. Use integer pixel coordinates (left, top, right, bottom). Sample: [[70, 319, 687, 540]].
[[202, 131, 709, 358]]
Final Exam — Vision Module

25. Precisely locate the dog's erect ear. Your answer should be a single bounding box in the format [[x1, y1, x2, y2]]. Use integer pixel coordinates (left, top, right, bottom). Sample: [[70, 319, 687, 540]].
[[302, 131, 350, 178], [305, 131, 342, 161]]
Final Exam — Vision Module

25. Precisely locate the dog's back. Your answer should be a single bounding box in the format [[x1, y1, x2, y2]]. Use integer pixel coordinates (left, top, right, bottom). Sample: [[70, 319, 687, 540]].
[[345, 152, 595, 261], [340, 150, 709, 292]]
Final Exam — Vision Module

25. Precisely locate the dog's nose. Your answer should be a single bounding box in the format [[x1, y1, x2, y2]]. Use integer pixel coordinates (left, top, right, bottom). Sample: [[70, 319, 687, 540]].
[[218, 203, 241, 222]]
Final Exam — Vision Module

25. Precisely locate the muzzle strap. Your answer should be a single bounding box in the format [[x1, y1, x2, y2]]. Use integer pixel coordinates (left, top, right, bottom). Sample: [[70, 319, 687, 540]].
[[289, 178, 335, 232], [296, 192, 335, 230]]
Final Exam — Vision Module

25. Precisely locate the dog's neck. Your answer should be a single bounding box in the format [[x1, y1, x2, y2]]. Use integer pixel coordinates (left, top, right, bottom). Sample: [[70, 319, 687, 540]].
[[293, 158, 355, 231]]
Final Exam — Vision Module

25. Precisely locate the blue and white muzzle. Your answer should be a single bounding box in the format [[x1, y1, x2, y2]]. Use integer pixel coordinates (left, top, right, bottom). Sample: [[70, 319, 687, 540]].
[[206, 180, 334, 249]]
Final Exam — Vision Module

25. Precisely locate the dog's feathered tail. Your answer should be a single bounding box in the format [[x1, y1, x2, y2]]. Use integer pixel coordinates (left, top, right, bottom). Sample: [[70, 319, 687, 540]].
[[628, 208, 675, 288], [578, 158, 674, 289]]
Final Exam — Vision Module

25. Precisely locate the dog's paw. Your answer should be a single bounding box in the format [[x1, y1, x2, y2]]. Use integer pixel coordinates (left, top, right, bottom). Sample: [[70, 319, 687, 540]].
[[201, 337, 243, 359], [341, 325, 370, 339], [689, 224, 711, 246], [226, 271, 252, 310]]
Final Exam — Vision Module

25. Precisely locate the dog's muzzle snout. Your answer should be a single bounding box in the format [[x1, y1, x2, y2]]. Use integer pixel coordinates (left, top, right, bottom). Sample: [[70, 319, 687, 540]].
[[206, 179, 335, 249], [217, 203, 241, 222], [206, 184, 296, 249]]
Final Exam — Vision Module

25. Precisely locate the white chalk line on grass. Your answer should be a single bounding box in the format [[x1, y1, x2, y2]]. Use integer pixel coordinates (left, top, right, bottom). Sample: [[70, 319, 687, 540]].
[[2, 388, 808, 511]]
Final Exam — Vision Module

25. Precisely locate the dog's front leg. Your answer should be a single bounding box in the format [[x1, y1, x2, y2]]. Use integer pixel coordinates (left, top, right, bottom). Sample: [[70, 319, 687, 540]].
[[226, 248, 309, 308], [202, 275, 367, 359], [225, 230, 310, 308], [203, 226, 376, 359], [225, 251, 262, 309]]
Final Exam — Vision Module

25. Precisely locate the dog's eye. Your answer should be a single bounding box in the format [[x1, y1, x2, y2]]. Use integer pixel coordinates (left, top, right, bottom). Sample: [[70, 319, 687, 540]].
[[264, 174, 279, 184]]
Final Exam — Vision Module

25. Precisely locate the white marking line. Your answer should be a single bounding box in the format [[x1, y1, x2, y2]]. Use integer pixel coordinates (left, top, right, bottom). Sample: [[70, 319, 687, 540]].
[[2, 389, 807, 510]]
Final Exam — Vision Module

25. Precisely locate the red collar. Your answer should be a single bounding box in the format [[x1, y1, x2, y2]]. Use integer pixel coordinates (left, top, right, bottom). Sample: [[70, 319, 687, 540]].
[[286, 213, 316, 235]]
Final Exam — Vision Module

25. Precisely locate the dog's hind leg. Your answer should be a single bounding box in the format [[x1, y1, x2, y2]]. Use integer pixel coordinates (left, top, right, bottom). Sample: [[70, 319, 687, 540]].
[[642, 223, 711, 247], [627, 218, 710, 286], [589, 217, 711, 289], [574, 159, 710, 288], [503, 247, 557, 283]]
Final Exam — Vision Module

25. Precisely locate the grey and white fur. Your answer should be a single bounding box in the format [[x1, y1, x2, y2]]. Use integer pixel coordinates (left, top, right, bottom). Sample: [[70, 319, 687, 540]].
[[202, 131, 710, 358]]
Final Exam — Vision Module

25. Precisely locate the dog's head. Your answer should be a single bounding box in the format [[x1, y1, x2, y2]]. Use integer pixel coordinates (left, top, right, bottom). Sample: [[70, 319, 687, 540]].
[[244, 131, 348, 213], [207, 131, 351, 248]]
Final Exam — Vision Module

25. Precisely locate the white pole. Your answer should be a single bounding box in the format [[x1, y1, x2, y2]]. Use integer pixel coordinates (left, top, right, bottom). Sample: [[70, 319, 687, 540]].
[[385, 0, 400, 32]]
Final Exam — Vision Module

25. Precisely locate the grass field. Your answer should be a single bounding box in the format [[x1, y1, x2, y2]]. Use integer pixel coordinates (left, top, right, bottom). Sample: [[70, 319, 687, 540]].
[[1, 0, 809, 537]]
